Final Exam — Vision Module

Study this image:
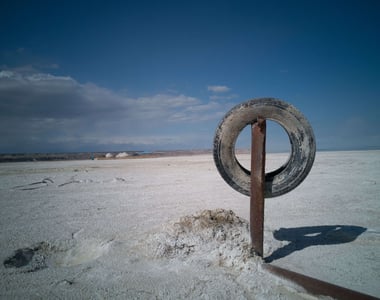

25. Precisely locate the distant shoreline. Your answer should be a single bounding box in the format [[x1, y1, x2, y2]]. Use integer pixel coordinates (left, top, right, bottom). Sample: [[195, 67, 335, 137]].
[[0, 150, 212, 163], [0, 148, 378, 163]]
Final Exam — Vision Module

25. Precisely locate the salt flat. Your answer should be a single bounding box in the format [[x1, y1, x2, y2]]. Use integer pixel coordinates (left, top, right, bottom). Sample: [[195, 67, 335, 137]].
[[0, 151, 379, 299]]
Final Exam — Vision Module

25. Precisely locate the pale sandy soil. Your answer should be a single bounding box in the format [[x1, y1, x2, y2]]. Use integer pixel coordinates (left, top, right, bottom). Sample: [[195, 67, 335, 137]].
[[0, 151, 379, 299]]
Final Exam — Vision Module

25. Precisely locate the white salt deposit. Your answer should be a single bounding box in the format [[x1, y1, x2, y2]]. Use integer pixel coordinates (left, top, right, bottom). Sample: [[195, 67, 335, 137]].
[[144, 209, 254, 269], [0, 151, 379, 299], [116, 152, 129, 158]]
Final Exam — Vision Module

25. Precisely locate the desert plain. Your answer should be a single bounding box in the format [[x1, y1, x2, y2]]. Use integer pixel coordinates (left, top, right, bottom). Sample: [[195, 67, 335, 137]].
[[0, 150, 379, 299]]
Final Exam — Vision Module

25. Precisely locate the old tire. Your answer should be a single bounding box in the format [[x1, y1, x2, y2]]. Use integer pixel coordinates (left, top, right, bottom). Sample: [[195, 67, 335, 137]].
[[213, 98, 316, 198]]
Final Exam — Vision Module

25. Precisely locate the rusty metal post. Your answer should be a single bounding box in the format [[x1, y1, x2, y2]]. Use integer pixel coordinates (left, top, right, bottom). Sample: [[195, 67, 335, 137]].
[[250, 117, 266, 257], [263, 264, 379, 300]]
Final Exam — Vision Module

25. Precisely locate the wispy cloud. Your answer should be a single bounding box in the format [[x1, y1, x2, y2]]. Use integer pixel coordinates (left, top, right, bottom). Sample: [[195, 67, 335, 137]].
[[0, 70, 231, 152], [207, 85, 238, 101], [209, 94, 238, 101], [207, 85, 230, 93]]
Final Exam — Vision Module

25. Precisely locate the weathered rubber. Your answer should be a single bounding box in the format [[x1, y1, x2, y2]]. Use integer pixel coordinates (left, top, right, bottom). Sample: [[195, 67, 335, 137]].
[[213, 98, 316, 198]]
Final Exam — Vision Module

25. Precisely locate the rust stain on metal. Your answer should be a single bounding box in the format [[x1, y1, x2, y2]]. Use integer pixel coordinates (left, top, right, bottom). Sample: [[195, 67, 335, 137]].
[[250, 117, 266, 257], [263, 264, 379, 300]]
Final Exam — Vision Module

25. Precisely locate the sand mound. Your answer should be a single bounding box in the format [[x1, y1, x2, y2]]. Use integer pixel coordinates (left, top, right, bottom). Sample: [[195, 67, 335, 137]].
[[145, 209, 257, 270]]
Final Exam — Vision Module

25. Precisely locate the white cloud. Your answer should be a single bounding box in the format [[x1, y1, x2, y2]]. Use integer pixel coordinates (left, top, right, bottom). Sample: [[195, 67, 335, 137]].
[[207, 85, 230, 93], [26, 73, 73, 82], [0, 70, 14, 78], [0, 69, 231, 152], [209, 94, 238, 101]]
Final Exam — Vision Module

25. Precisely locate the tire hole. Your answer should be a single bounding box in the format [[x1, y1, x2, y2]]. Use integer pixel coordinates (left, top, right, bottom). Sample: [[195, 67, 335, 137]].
[[235, 120, 291, 173]]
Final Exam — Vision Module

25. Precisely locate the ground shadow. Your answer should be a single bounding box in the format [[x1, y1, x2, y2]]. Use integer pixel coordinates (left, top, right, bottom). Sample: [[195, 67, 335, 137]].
[[265, 225, 366, 263]]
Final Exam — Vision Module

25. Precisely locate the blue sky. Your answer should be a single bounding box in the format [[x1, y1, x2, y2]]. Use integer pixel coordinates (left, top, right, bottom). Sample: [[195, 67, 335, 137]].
[[0, 0, 379, 153]]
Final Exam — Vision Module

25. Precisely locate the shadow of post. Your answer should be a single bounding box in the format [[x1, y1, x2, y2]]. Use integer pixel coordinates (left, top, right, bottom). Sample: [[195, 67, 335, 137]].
[[265, 225, 366, 263]]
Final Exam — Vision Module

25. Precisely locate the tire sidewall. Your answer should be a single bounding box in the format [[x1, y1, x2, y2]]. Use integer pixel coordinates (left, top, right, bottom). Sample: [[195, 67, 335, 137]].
[[213, 98, 316, 198]]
